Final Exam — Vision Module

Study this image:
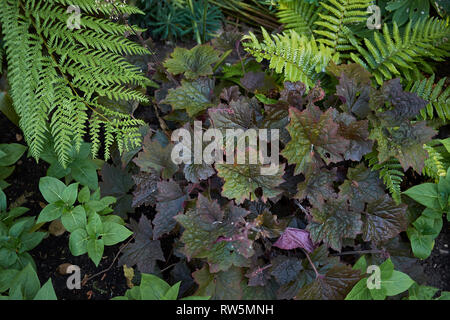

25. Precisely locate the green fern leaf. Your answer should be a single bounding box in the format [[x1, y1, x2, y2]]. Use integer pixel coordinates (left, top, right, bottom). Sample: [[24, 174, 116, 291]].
[[407, 74, 450, 121], [277, 0, 322, 36], [242, 28, 337, 89], [350, 18, 450, 84], [0, 0, 148, 166], [366, 151, 404, 204], [314, 0, 371, 56]]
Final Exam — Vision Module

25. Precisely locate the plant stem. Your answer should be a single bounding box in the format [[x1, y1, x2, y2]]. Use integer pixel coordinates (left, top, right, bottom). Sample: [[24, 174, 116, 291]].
[[303, 249, 321, 279], [202, 0, 208, 44], [331, 250, 385, 256]]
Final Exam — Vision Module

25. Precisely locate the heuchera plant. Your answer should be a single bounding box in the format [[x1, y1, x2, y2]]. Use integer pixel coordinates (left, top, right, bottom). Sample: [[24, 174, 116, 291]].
[[112, 36, 448, 300]]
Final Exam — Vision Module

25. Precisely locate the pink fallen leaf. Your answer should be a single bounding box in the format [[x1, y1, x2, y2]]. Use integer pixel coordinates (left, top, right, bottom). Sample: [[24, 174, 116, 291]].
[[273, 227, 315, 252]]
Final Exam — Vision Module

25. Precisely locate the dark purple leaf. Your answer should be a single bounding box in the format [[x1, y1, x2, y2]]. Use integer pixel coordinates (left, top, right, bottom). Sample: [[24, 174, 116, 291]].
[[273, 227, 315, 252]]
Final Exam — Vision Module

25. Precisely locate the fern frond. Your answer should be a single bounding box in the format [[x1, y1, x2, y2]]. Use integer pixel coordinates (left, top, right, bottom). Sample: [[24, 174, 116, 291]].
[[406, 74, 450, 121], [313, 0, 371, 56], [423, 141, 450, 181], [48, 0, 145, 16], [366, 151, 404, 204], [277, 0, 322, 36], [0, 47, 3, 70], [242, 28, 337, 89], [350, 18, 450, 84], [0, 0, 149, 166]]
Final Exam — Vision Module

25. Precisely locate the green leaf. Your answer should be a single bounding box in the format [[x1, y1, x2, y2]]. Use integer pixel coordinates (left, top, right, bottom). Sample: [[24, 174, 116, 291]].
[[0, 166, 15, 181], [382, 270, 414, 296], [71, 161, 98, 191], [102, 222, 132, 246], [78, 186, 90, 203], [386, 0, 430, 26], [33, 279, 57, 300], [345, 278, 372, 300], [61, 205, 87, 233], [86, 213, 103, 237], [69, 228, 88, 256], [164, 45, 220, 80], [87, 238, 104, 266], [0, 92, 20, 126], [0, 189, 6, 212], [62, 183, 78, 206], [407, 283, 439, 300], [139, 273, 171, 300], [407, 227, 435, 260], [19, 231, 46, 253], [0, 269, 19, 292], [39, 177, 66, 203], [413, 213, 443, 238], [11, 264, 40, 299], [162, 78, 215, 117], [403, 183, 441, 210], [352, 256, 367, 273], [0, 247, 17, 268], [37, 203, 62, 224], [0, 143, 27, 167], [163, 282, 181, 300], [379, 258, 395, 279]]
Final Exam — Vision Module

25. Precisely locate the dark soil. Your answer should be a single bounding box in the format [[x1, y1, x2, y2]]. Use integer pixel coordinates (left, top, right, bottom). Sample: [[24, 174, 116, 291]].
[[30, 234, 128, 300], [421, 218, 450, 291]]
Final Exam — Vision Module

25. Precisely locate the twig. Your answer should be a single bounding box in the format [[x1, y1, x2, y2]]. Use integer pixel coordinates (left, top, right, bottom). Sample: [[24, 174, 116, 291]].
[[331, 249, 385, 256], [82, 235, 135, 286], [294, 200, 310, 216], [160, 263, 177, 273], [303, 249, 321, 279]]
